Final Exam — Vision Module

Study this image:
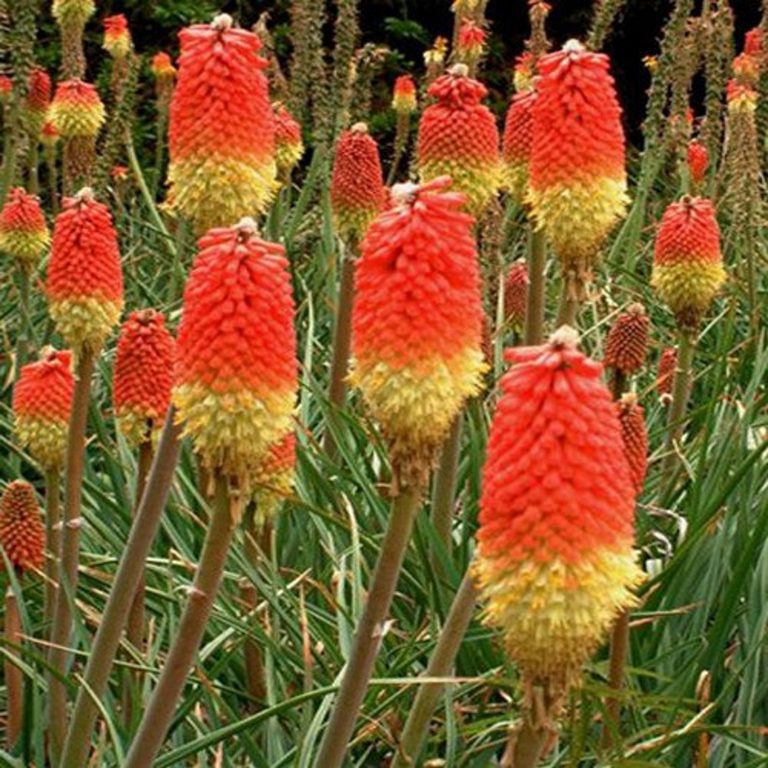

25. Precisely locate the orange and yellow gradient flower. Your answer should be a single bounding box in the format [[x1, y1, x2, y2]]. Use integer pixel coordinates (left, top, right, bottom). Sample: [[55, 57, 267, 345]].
[[0, 188, 50, 272]]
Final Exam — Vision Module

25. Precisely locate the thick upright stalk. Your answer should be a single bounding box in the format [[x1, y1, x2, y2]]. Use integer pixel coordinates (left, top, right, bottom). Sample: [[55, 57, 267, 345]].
[[59, 412, 181, 768], [240, 580, 267, 704], [122, 474, 236, 768], [122, 439, 154, 724], [502, 719, 551, 768], [315, 484, 423, 768], [44, 469, 61, 643], [602, 611, 630, 749], [524, 229, 547, 345], [323, 243, 356, 455], [15, 270, 33, 378], [5, 586, 23, 749], [556, 272, 581, 327], [392, 571, 478, 767], [28, 141, 39, 195], [659, 329, 696, 490], [430, 413, 463, 571], [48, 347, 95, 765]]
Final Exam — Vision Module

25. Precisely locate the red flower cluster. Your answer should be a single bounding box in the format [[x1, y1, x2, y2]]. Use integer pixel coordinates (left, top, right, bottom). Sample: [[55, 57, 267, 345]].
[[103, 14, 132, 59], [49, 80, 105, 138], [503, 260, 528, 330], [687, 140, 709, 187], [656, 347, 677, 399], [0, 481, 45, 572], [502, 89, 537, 204], [603, 303, 650, 376], [392, 75, 417, 113], [616, 394, 648, 494], [114, 310, 175, 445], [0, 187, 50, 272]]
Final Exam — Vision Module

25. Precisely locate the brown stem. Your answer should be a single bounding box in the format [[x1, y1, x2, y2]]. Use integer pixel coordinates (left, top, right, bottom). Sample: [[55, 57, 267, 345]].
[[315, 483, 423, 768], [59, 411, 182, 768], [524, 228, 547, 345], [122, 439, 154, 726], [122, 474, 237, 768], [501, 718, 551, 768], [323, 242, 357, 456], [47, 347, 95, 765], [240, 580, 267, 705], [44, 469, 62, 644], [5, 585, 23, 749], [556, 271, 582, 327], [602, 611, 630, 749]]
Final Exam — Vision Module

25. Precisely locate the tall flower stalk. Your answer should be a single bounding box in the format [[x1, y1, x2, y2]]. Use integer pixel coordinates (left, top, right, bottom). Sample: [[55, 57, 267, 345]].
[[316, 179, 485, 766]]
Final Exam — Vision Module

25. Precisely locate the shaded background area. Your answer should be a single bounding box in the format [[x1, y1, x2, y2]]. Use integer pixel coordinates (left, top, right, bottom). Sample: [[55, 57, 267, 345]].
[[36, 0, 762, 142]]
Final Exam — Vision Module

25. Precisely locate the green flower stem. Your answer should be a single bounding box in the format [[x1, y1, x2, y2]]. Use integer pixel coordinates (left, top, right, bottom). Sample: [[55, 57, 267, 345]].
[[122, 473, 237, 768], [314, 483, 424, 768], [59, 410, 181, 768], [392, 570, 478, 767], [430, 412, 463, 572], [524, 228, 547, 345], [44, 469, 61, 644], [556, 272, 582, 328], [47, 346, 96, 766]]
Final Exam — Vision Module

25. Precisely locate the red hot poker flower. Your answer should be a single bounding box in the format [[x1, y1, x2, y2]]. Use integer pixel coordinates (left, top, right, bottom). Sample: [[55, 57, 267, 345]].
[[0, 481, 45, 572], [603, 303, 650, 376], [0, 188, 50, 272], [616, 394, 648, 494]]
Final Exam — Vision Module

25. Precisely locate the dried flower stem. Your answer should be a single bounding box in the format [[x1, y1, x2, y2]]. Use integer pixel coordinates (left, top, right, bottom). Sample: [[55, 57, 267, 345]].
[[524, 228, 547, 345], [44, 468, 61, 643], [59, 410, 182, 768], [315, 483, 424, 768], [392, 570, 478, 767], [5, 585, 23, 749], [122, 473, 237, 768], [48, 346, 96, 765]]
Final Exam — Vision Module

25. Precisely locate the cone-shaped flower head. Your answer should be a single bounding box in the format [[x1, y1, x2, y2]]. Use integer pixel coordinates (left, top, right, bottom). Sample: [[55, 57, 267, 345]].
[[273, 103, 304, 177], [173, 218, 297, 486], [527, 40, 628, 275], [475, 328, 642, 691], [651, 196, 725, 330], [727, 79, 758, 113], [350, 177, 486, 488], [253, 432, 296, 525], [456, 20, 487, 67], [49, 80, 106, 138], [504, 259, 528, 330], [603, 303, 650, 376], [113, 309, 175, 446], [151, 52, 177, 82], [46, 189, 124, 351], [418, 64, 501, 215], [0, 188, 50, 272], [103, 14, 133, 59], [745, 27, 763, 56], [502, 88, 537, 204], [166, 14, 277, 234], [0, 481, 45, 572], [392, 75, 417, 113], [513, 52, 536, 93], [616, 393, 648, 494], [687, 140, 708, 186], [22, 68, 52, 137], [330, 123, 386, 242], [52, 0, 95, 27], [656, 347, 677, 399], [13, 349, 74, 471]]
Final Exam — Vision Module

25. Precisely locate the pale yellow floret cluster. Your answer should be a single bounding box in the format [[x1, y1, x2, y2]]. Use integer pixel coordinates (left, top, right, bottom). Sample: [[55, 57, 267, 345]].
[[474, 544, 643, 686], [116, 406, 157, 447], [503, 160, 529, 206], [52, 0, 95, 26], [165, 156, 278, 234], [48, 296, 123, 352], [49, 100, 105, 139], [350, 346, 486, 484], [14, 415, 68, 470], [651, 262, 726, 326], [275, 140, 304, 178], [0, 228, 50, 272], [527, 176, 629, 269], [253, 458, 295, 526], [173, 383, 295, 485], [419, 159, 502, 216]]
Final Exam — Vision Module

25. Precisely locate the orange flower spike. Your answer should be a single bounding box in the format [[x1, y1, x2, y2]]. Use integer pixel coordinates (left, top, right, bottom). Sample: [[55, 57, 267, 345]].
[[114, 310, 175, 446], [687, 140, 709, 187], [22, 68, 52, 137], [513, 52, 536, 92], [49, 80, 106, 139], [0, 75, 12, 104], [151, 52, 177, 82], [474, 328, 642, 691], [603, 303, 650, 376], [166, 14, 277, 234], [172, 218, 297, 486], [13, 349, 74, 470], [103, 14, 133, 59], [651, 196, 726, 330], [727, 79, 758, 113], [527, 40, 628, 272], [46, 188, 124, 352], [502, 88, 537, 204], [0, 481, 45, 573], [503, 259, 528, 331], [616, 394, 648, 494], [745, 27, 763, 56], [350, 178, 486, 487], [273, 103, 304, 178], [456, 20, 487, 67], [418, 64, 501, 215], [0, 188, 50, 272], [392, 75, 417, 114], [253, 432, 296, 524], [656, 347, 677, 400], [330, 123, 386, 241]]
